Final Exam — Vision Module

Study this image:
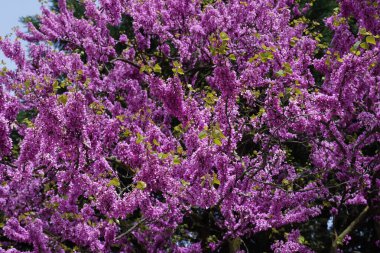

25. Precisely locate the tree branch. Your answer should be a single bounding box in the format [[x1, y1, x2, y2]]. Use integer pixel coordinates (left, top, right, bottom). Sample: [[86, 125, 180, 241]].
[[110, 57, 140, 69], [0, 160, 17, 168], [330, 205, 370, 253], [115, 217, 147, 240]]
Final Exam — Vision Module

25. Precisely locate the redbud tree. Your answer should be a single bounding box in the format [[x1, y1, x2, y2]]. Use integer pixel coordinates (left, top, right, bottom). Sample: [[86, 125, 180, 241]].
[[0, 0, 379, 252]]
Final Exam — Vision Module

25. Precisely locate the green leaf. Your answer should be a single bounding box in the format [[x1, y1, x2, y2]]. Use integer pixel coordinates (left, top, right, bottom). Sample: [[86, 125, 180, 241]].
[[153, 139, 160, 146], [89, 102, 105, 115], [212, 173, 221, 186], [213, 138, 222, 146], [58, 94, 68, 105], [173, 155, 181, 165], [276, 69, 286, 77], [283, 62, 293, 74], [172, 61, 185, 75], [140, 65, 152, 74], [212, 126, 226, 141], [290, 37, 299, 47], [122, 129, 132, 138], [282, 179, 290, 185], [323, 200, 331, 207], [177, 67, 184, 75], [107, 177, 120, 187], [217, 131, 226, 139], [220, 31, 230, 41], [325, 57, 331, 66], [249, 55, 258, 63], [198, 130, 208, 139], [253, 90, 260, 98], [204, 92, 217, 105], [283, 62, 291, 70], [207, 235, 218, 243], [257, 108, 266, 117], [294, 88, 302, 96], [158, 153, 169, 159], [366, 35, 376, 45], [360, 42, 369, 50], [173, 124, 183, 136], [259, 52, 274, 63], [153, 63, 162, 73], [180, 179, 190, 187], [25, 80, 31, 90], [229, 54, 236, 61], [298, 235, 306, 244], [53, 80, 59, 92], [186, 84, 195, 92], [136, 181, 147, 190], [359, 28, 369, 35], [136, 133, 144, 144], [23, 118, 34, 128], [116, 115, 125, 122]]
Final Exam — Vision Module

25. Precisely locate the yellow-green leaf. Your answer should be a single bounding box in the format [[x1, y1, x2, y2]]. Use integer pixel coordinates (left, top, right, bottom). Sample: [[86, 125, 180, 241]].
[[359, 28, 370, 35], [107, 177, 120, 187], [136, 133, 144, 144], [294, 88, 302, 95], [116, 115, 125, 122], [122, 129, 132, 138], [58, 94, 68, 105], [212, 173, 221, 186], [298, 235, 306, 244], [366, 35, 376, 45], [136, 181, 147, 190], [153, 139, 160, 146], [173, 155, 181, 165], [257, 108, 266, 117], [220, 32, 230, 41], [23, 118, 34, 128], [213, 138, 222, 146], [199, 131, 208, 139], [180, 179, 190, 187], [276, 70, 286, 77], [158, 153, 169, 159], [229, 54, 236, 61], [177, 67, 184, 75], [53, 80, 59, 92], [153, 63, 162, 73], [360, 42, 369, 50]]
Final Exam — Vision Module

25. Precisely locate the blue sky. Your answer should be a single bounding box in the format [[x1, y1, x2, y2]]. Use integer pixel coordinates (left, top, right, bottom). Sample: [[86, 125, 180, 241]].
[[0, 0, 42, 68]]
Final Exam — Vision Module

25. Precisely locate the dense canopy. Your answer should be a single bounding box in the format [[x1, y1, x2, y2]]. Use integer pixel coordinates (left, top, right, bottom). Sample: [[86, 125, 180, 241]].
[[0, 0, 379, 252]]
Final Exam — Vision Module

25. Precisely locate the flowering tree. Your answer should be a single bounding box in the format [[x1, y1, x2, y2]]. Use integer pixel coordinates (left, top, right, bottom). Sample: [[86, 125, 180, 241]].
[[0, 0, 379, 252]]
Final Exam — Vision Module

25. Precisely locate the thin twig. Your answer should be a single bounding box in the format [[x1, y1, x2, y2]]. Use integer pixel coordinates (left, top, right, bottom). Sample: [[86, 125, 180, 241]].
[[115, 217, 148, 240], [110, 58, 140, 69]]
